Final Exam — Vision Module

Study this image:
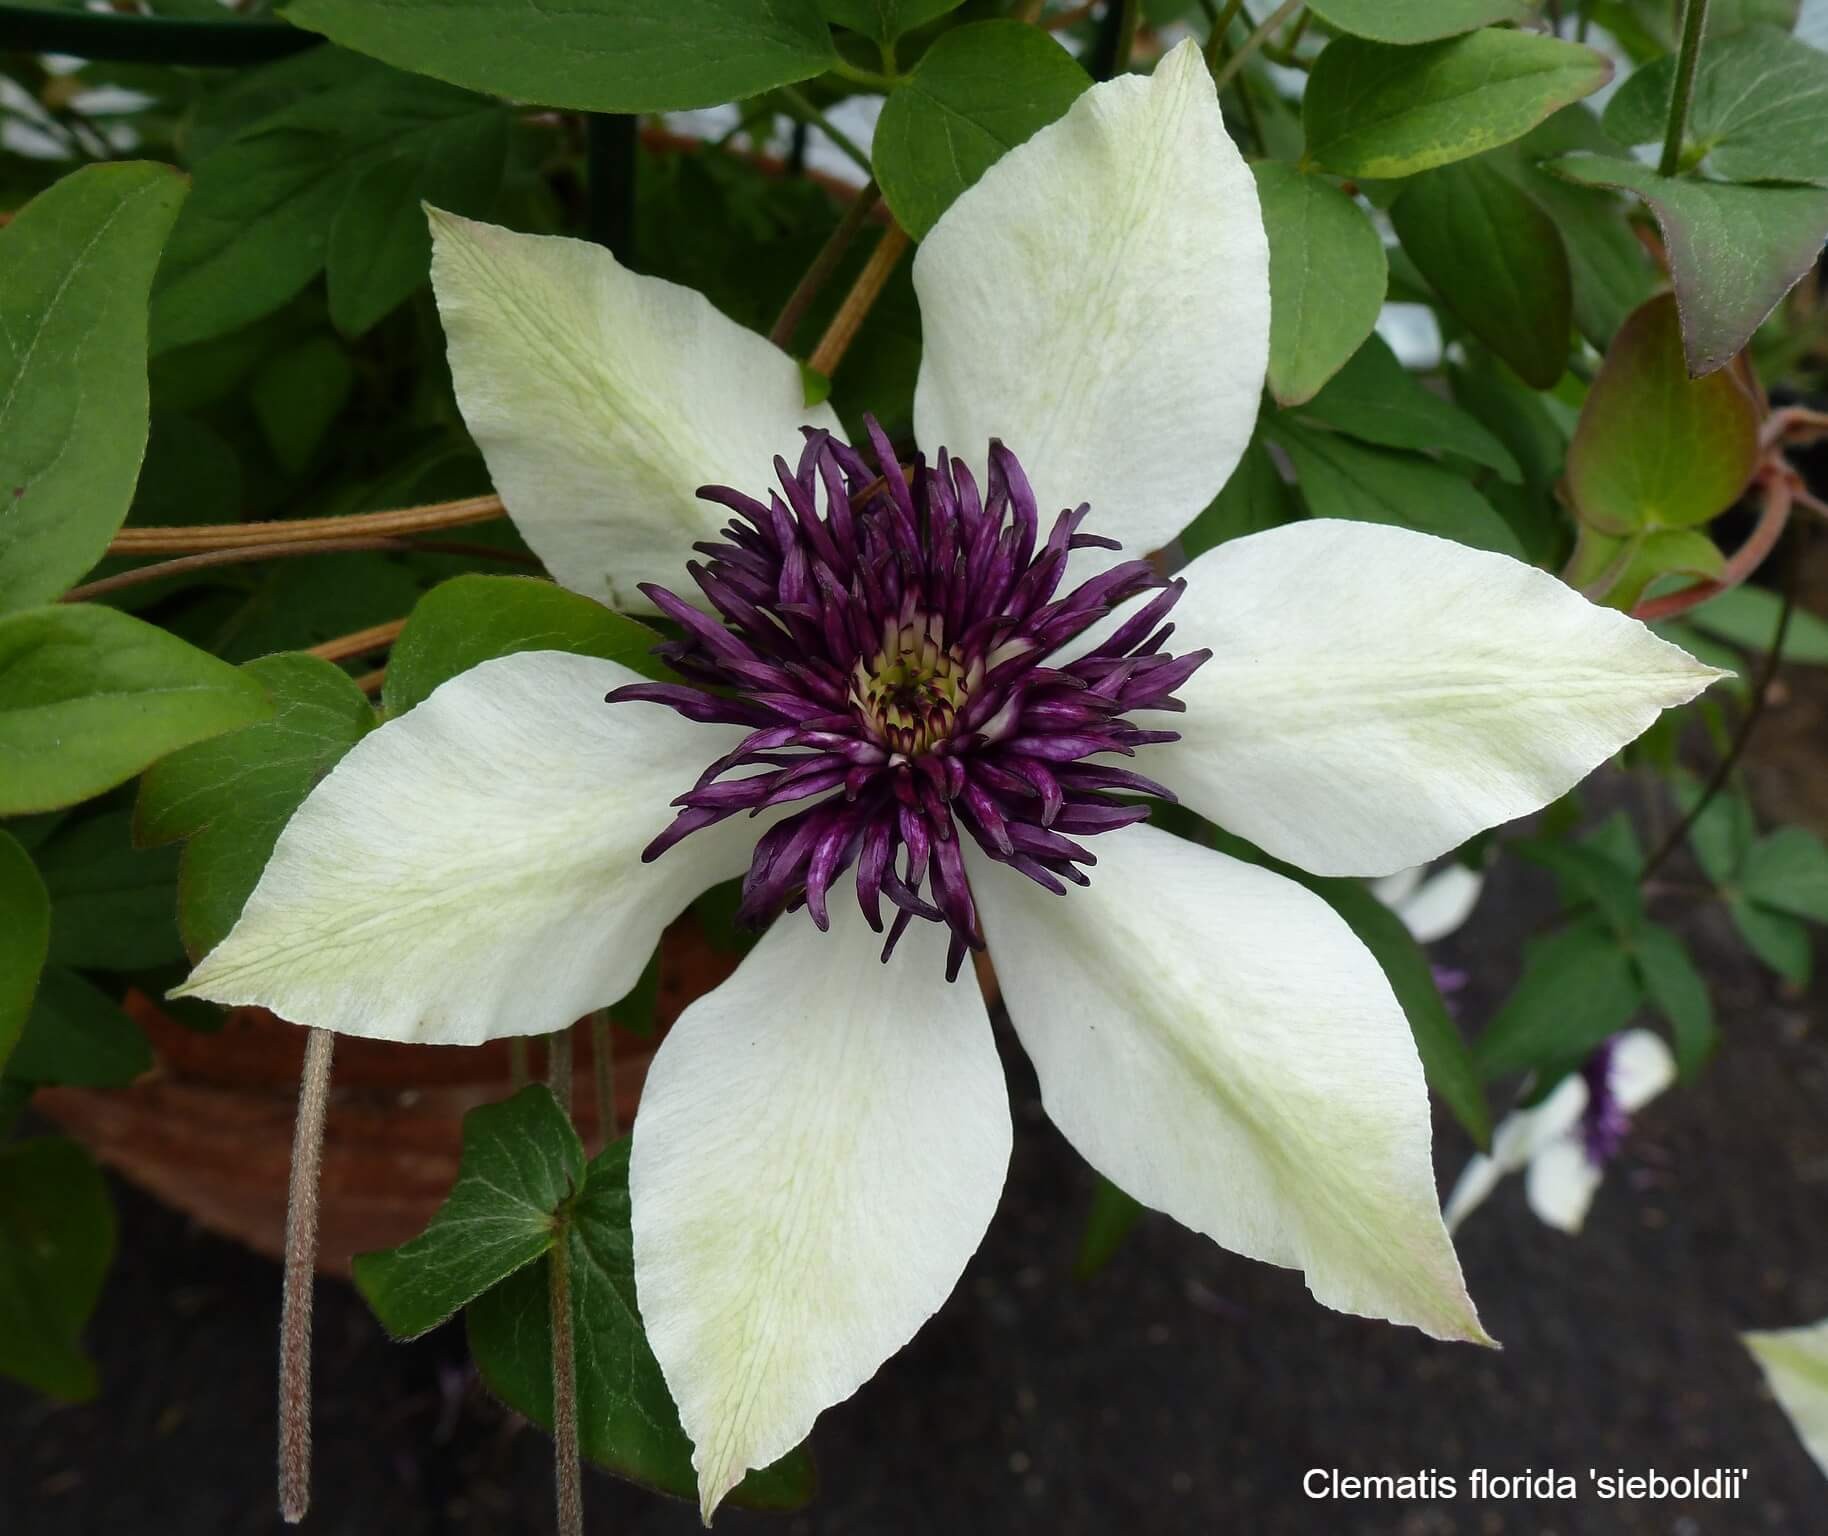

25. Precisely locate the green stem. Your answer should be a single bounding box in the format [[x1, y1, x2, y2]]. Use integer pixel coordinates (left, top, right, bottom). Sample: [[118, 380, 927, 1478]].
[[509, 1037, 530, 1091], [1658, 0, 1712, 177], [827, 56, 899, 92], [778, 86, 874, 178], [1211, 0, 1304, 95], [1640, 521, 1805, 880], [547, 1025, 574, 1117], [1090, 0, 1141, 79], [549, 1211, 583, 1536]]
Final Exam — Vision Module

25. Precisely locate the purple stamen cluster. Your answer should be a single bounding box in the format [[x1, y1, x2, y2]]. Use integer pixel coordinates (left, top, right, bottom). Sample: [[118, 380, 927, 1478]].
[[608, 419, 1209, 980], [1579, 1037, 1631, 1167]]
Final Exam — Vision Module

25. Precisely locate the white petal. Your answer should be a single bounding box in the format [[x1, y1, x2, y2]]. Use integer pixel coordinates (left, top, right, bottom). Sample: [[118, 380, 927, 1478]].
[[912, 39, 1267, 562], [970, 822, 1489, 1344], [1744, 1319, 1828, 1480], [1371, 865, 1424, 908], [630, 899, 1009, 1519], [1610, 1027, 1676, 1113], [1524, 1138, 1604, 1234], [1395, 864, 1485, 944], [428, 209, 842, 612], [177, 653, 745, 1045], [1151, 520, 1725, 877], [1442, 1076, 1588, 1232]]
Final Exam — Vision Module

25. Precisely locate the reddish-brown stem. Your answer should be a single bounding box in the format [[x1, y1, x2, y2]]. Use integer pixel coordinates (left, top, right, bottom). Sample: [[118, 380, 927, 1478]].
[[279, 1029, 335, 1525], [108, 494, 505, 555], [808, 220, 910, 380], [306, 619, 408, 664], [1631, 470, 1792, 623], [770, 180, 882, 350]]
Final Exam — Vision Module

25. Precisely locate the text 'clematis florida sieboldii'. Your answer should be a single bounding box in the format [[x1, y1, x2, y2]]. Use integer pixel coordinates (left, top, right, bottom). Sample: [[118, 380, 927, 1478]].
[[178, 41, 1722, 1519]]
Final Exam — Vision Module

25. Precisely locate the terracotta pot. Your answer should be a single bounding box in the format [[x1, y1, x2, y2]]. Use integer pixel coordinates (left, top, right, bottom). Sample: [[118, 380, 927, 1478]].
[[34, 916, 740, 1275]]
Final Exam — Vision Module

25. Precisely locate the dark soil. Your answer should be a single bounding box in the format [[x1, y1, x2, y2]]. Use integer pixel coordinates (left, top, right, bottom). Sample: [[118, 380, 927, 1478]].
[[4, 820, 1825, 1536]]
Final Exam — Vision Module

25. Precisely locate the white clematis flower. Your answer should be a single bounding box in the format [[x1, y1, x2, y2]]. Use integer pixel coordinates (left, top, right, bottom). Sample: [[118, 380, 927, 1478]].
[[1373, 861, 1486, 945], [1443, 1029, 1676, 1234], [178, 41, 1722, 1520], [1743, 1319, 1828, 1480]]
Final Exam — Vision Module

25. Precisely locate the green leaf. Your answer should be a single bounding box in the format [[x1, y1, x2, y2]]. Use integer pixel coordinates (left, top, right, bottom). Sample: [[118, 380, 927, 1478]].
[[0, 831, 50, 1073], [1603, 25, 1828, 185], [384, 575, 668, 719], [0, 162, 189, 612], [1294, 333, 1520, 480], [136, 653, 375, 960], [1678, 780, 1755, 884], [1303, 32, 1613, 179], [818, 0, 963, 44], [1474, 918, 1644, 1077], [6, 969, 151, 1088], [327, 110, 511, 336], [0, 604, 273, 817], [1266, 416, 1525, 557], [468, 1138, 816, 1509], [1253, 163, 1388, 406], [1547, 154, 1828, 375], [872, 21, 1089, 240], [1074, 1174, 1145, 1280], [1565, 293, 1761, 535], [354, 1085, 583, 1340], [1741, 827, 1828, 925], [1728, 893, 1813, 982], [1390, 159, 1573, 388], [35, 808, 182, 971], [1564, 525, 1727, 610], [1515, 839, 1643, 936], [1179, 436, 1297, 558], [1686, 584, 1828, 664], [251, 335, 355, 474], [1317, 878, 1492, 1147], [0, 1137, 114, 1401], [1306, 0, 1531, 42], [1491, 108, 1658, 348], [1633, 922, 1716, 1077], [284, 0, 837, 112], [152, 60, 511, 352]]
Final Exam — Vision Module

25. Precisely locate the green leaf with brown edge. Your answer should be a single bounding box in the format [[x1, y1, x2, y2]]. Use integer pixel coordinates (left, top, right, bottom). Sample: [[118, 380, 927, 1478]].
[[0, 162, 189, 613], [5, 969, 150, 1089], [467, 1137, 817, 1510], [1633, 922, 1717, 1078], [1565, 293, 1761, 537], [872, 20, 1089, 241], [1179, 436, 1297, 558], [1491, 107, 1657, 347], [1266, 416, 1525, 558], [1307, 0, 1531, 41], [1563, 525, 1726, 611], [1547, 154, 1828, 375], [1303, 31, 1613, 179], [0, 604, 273, 817], [1252, 162, 1387, 406], [1390, 159, 1573, 388], [0, 1137, 114, 1401], [1294, 333, 1520, 481], [136, 653, 375, 961], [1474, 917, 1644, 1078], [383, 575, 669, 719], [0, 831, 49, 1074], [354, 1085, 582, 1341], [1741, 827, 1828, 925], [1603, 25, 1828, 186], [283, 0, 837, 113]]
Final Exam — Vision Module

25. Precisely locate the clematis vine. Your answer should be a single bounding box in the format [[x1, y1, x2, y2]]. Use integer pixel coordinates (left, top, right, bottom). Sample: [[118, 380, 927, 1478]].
[[178, 43, 1721, 1520], [1443, 1030, 1677, 1235]]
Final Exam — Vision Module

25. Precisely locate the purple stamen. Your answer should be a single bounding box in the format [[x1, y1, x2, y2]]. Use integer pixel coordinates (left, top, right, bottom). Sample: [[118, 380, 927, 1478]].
[[1579, 1036, 1632, 1168], [607, 419, 1208, 975]]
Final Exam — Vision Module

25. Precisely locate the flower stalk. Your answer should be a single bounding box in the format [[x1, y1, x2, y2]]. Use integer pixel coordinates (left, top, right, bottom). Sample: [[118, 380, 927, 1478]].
[[547, 1024, 574, 1117], [808, 220, 910, 379], [278, 1028, 335, 1524], [591, 1011, 617, 1145], [1658, 0, 1712, 177], [770, 180, 882, 349], [549, 1205, 583, 1536]]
